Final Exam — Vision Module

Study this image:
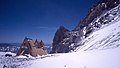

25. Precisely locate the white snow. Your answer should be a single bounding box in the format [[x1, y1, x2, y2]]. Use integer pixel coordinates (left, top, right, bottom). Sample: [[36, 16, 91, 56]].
[[27, 47, 120, 68], [77, 17, 120, 51], [1, 45, 120, 68]]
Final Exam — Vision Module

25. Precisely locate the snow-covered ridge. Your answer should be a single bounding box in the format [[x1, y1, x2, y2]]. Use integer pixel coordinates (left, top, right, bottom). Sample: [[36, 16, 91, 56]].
[[51, 3, 120, 53], [76, 4, 120, 51], [92, 4, 120, 29], [84, 4, 120, 37]]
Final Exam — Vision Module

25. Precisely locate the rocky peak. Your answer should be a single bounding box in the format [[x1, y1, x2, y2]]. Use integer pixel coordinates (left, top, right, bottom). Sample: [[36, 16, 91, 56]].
[[53, 26, 69, 44], [17, 37, 47, 57], [24, 37, 33, 42], [35, 39, 45, 48], [34, 39, 39, 47], [59, 25, 69, 32], [51, 26, 69, 53], [35, 39, 38, 43], [39, 40, 45, 48]]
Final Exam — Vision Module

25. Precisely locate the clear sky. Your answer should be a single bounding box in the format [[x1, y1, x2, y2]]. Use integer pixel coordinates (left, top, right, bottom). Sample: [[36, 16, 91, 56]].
[[0, 0, 99, 44]]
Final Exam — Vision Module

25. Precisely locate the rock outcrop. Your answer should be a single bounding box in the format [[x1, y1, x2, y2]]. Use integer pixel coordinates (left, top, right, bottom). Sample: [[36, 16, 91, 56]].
[[16, 37, 47, 57], [51, 26, 69, 53], [51, 0, 120, 53]]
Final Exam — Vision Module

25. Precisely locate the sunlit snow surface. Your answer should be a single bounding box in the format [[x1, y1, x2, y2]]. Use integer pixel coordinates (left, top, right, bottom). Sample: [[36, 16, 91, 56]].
[[28, 48, 120, 68], [0, 47, 120, 68]]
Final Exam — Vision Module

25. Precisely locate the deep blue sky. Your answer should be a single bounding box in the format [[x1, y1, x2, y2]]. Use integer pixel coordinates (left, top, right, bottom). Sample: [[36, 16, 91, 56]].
[[0, 0, 99, 44]]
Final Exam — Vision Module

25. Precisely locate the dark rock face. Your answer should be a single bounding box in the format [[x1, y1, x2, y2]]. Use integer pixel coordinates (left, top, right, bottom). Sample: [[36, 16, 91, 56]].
[[51, 25, 84, 53], [51, 0, 120, 53], [51, 26, 69, 53]]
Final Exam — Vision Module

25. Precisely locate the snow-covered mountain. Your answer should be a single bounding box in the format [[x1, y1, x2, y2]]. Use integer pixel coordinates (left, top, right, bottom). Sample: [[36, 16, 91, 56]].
[[23, 4, 120, 68], [51, 0, 120, 53], [75, 4, 120, 51], [0, 3, 120, 68], [1, 0, 120, 68], [1, 16, 120, 68]]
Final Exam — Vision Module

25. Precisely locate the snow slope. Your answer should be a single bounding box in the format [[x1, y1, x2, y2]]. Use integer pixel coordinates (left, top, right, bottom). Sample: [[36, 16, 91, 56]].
[[75, 4, 120, 51], [1, 46, 120, 68], [77, 14, 120, 51], [27, 47, 120, 68]]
